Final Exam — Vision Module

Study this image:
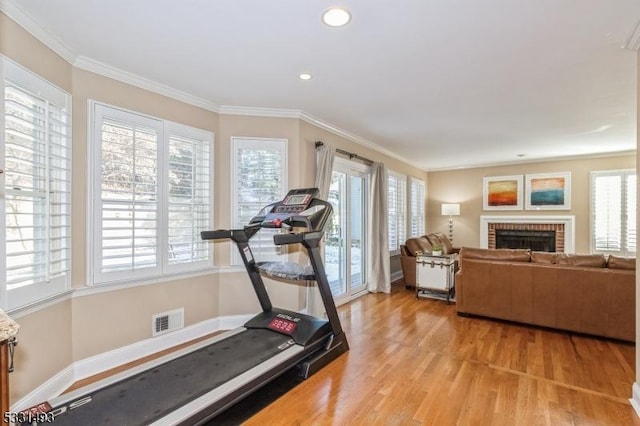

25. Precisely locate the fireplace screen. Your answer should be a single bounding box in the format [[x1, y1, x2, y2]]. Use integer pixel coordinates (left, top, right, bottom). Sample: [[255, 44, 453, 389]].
[[495, 229, 556, 252]]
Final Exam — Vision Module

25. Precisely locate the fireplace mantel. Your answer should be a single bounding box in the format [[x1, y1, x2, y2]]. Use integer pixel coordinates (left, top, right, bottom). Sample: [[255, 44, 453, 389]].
[[479, 215, 575, 253]]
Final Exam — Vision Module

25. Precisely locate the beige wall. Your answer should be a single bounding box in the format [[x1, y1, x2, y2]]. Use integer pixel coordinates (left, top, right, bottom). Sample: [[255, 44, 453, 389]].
[[2, 10, 427, 403], [427, 154, 636, 253], [6, 8, 633, 405], [8, 300, 72, 403], [0, 13, 72, 92]]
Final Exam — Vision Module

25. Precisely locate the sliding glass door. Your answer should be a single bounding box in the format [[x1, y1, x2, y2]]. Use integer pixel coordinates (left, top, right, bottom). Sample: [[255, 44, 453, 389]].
[[325, 158, 369, 305]]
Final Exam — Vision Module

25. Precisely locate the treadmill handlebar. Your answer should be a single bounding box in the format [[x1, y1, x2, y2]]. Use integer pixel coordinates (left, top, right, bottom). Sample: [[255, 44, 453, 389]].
[[201, 230, 232, 240], [273, 231, 324, 246], [201, 223, 261, 243]]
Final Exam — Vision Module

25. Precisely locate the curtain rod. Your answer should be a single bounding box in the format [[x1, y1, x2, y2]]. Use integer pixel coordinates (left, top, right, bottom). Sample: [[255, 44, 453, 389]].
[[315, 141, 373, 165]]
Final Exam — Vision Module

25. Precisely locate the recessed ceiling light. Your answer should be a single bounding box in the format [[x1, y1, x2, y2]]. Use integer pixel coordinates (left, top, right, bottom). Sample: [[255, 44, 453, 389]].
[[322, 7, 351, 27], [299, 73, 312, 80]]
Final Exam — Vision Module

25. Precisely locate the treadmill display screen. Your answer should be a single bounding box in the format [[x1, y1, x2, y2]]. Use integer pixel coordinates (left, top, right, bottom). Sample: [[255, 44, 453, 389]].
[[283, 194, 311, 206], [268, 317, 298, 334]]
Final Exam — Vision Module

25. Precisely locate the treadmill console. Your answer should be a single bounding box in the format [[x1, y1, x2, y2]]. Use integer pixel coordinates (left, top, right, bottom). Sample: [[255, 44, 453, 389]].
[[268, 313, 299, 334], [261, 188, 319, 228]]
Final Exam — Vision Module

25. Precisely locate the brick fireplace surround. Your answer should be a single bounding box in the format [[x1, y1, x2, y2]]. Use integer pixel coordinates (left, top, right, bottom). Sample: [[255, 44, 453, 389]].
[[489, 223, 565, 252], [479, 215, 576, 253]]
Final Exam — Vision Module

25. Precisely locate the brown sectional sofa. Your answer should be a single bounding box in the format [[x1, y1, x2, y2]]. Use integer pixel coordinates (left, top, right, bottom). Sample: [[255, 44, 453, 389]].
[[400, 233, 459, 287], [455, 247, 636, 342]]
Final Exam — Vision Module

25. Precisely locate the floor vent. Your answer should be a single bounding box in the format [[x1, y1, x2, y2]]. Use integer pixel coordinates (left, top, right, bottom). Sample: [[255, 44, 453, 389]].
[[152, 308, 184, 337]]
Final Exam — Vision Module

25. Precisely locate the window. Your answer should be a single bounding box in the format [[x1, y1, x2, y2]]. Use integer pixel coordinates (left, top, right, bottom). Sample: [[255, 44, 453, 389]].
[[90, 103, 213, 285], [409, 177, 426, 237], [591, 170, 636, 256], [231, 137, 287, 263], [387, 170, 406, 254], [1, 57, 72, 310]]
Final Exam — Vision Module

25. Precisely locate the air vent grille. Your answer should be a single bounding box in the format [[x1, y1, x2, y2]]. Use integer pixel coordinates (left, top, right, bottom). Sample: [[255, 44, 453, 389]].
[[152, 308, 184, 337]]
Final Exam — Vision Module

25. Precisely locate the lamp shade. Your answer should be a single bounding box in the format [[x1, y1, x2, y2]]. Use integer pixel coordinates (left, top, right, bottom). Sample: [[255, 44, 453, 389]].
[[441, 203, 460, 216]]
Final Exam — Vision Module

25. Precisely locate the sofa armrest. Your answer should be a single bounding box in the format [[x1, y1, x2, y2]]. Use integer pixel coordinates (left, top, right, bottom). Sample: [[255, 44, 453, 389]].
[[400, 256, 417, 287]]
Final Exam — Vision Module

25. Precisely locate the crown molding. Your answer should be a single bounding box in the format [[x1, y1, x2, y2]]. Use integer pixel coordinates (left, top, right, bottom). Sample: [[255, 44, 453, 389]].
[[1, 0, 425, 170], [218, 105, 303, 118], [74, 55, 221, 113], [427, 149, 638, 172], [0, 0, 77, 63], [623, 19, 640, 51], [299, 112, 424, 170]]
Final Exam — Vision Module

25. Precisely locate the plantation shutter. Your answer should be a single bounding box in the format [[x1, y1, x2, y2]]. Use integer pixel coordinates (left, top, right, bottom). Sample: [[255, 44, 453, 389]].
[[167, 131, 211, 269], [625, 174, 636, 253], [591, 170, 636, 256], [231, 138, 287, 263], [410, 178, 425, 237], [92, 104, 213, 285], [3, 60, 71, 309], [95, 108, 161, 282], [387, 172, 406, 252]]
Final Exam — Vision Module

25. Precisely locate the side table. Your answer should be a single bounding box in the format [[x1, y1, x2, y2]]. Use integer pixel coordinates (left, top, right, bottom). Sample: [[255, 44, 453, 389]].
[[416, 254, 457, 303]]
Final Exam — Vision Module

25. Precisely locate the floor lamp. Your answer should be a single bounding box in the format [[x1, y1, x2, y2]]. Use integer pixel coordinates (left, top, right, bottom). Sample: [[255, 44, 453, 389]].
[[441, 203, 460, 245]]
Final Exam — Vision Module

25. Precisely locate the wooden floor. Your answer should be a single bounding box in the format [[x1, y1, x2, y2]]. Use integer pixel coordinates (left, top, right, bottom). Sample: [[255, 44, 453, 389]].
[[66, 282, 639, 425], [241, 283, 639, 426]]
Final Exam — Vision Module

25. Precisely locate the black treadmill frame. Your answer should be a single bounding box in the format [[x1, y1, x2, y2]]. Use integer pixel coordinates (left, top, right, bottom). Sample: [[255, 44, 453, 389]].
[[25, 189, 348, 426]]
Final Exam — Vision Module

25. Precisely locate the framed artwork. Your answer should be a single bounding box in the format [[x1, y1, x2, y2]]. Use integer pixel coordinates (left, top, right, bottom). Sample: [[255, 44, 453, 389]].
[[525, 172, 571, 210], [483, 175, 523, 210]]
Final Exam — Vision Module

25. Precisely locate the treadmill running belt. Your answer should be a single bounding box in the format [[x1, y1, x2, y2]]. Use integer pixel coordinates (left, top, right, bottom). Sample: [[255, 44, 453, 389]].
[[50, 329, 293, 425]]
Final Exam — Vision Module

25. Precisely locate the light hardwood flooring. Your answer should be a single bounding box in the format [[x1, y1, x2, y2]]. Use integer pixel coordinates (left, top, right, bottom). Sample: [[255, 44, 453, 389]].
[[67, 282, 639, 425], [242, 283, 639, 426]]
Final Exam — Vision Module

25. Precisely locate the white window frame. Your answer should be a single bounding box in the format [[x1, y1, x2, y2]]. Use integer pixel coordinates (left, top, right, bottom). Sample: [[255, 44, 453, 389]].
[[590, 169, 636, 257], [387, 170, 407, 255], [409, 177, 426, 237], [1, 56, 72, 310], [88, 101, 214, 286], [230, 137, 288, 265]]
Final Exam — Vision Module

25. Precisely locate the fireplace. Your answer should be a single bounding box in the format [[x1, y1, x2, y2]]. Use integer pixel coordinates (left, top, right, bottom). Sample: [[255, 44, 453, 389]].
[[480, 215, 575, 253], [495, 229, 556, 252]]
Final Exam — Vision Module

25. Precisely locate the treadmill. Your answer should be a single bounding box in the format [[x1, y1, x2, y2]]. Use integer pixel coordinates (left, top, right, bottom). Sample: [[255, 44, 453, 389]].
[[20, 187, 348, 425]]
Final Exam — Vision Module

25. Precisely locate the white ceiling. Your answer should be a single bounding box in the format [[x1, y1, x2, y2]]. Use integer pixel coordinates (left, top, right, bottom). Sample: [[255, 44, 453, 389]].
[[4, 0, 640, 170]]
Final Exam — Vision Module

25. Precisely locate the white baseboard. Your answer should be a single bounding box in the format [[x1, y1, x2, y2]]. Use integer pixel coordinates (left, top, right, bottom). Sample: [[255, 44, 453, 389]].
[[391, 270, 403, 283], [11, 314, 252, 411], [630, 383, 640, 418], [11, 365, 76, 413]]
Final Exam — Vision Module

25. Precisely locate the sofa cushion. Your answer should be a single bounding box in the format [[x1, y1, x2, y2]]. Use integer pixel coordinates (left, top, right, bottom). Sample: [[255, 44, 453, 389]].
[[459, 247, 530, 262], [428, 233, 454, 254], [607, 255, 636, 270], [556, 253, 606, 268], [531, 251, 558, 264], [405, 237, 432, 256]]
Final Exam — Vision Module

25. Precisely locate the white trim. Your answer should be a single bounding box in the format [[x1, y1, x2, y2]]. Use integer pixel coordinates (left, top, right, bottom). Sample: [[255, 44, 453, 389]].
[[11, 364, 76, 413], [391, 270, 404, 283], [219, 105, 302, 118], [300, 111, 419, 168], [6, 290, 73, 319], [630, 383, 640, 418], [427, 150, 638, 172], [74, 56, 220, 113], [0, 0, 77, 63], [479, 215, 576, 253], [10, 314, 252, 412]]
